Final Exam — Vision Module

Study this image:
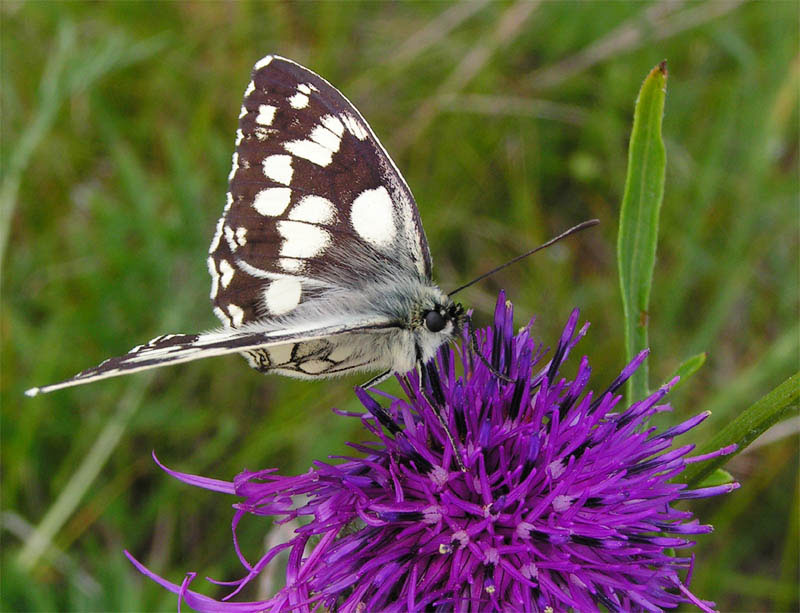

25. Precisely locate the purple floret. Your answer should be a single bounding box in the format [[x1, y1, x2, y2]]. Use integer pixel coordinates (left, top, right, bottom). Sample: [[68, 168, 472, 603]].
[[127, 292, 737, 612]]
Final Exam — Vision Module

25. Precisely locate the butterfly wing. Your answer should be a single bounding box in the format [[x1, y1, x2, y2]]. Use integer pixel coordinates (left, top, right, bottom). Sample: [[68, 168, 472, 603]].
[[209, 55, 433, 329], [24, 317, 400, 397]]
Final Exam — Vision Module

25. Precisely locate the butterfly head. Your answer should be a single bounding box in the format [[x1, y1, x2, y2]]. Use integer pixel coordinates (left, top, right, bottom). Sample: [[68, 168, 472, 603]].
[[410, 291, 465, 365]]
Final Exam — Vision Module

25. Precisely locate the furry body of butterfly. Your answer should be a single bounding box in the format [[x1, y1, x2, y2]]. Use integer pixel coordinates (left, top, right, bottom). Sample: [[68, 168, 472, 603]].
[[236, 278, 463, 380]]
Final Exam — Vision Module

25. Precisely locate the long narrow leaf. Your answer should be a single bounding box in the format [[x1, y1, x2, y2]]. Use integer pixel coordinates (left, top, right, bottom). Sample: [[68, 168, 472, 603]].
[[667, 352, 706, 393], [617, 62, 668, 404], [681, 373, 800, 488]]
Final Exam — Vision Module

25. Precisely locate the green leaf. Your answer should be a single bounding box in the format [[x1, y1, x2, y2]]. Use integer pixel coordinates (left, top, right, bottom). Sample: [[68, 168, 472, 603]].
[[681, 372, 800, 488], [617, 62, 668, 405], [667, 352, 706, 392], [696, 468, 736, 488]]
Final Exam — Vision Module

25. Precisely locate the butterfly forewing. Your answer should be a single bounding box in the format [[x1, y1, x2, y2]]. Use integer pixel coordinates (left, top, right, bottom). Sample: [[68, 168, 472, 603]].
[[209, 55, 432, 330]]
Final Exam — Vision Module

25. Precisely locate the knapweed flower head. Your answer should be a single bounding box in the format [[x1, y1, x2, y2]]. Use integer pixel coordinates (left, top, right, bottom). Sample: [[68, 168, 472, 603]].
[[127, 292, 738, 612]]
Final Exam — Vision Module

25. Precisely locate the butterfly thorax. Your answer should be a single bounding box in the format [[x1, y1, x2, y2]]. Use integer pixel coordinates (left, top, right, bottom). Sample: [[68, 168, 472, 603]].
[[233, 276, 462, 378]]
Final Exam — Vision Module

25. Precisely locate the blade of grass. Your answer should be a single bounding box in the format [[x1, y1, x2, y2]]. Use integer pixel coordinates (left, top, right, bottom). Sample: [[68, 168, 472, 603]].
[[0, 22, 164, 279], [702, 322, 798, 420], [393, 0, 539, 153], [15, 107, 179, 572], [17, 293, 188, 572], [440, 93, 589, 126], [524, 0, 746, 91], [0, 22, 77, 277], [391, 0, 491, 68], [617, 62, 668, 404], [681, 372, 800, 488], [16, 375, 152, 572], [2, 510, 101, 597]]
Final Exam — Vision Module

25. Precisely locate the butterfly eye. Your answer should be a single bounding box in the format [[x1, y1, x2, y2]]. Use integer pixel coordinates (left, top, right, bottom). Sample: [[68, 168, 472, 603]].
[[424, 310, 447, 333]]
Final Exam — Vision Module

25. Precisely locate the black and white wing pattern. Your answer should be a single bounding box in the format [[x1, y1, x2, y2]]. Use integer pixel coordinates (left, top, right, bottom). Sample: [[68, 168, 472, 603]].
[[26, 55, 464, 397], [209, 55, 432, 330], [25, 319, 399, 396]]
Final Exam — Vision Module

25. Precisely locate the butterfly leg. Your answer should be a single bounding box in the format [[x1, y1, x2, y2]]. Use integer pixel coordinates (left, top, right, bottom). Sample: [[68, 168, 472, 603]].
[[419, 360, 467, 472], [468, 316, 514, 383]]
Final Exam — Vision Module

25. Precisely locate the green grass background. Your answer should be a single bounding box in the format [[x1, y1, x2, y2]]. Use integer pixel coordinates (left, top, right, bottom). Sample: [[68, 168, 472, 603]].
[[2, 2, 797, 611]]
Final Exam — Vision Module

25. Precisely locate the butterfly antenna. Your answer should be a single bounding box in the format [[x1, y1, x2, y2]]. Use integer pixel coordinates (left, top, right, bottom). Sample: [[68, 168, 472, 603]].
[[448, 219, 600, 296]]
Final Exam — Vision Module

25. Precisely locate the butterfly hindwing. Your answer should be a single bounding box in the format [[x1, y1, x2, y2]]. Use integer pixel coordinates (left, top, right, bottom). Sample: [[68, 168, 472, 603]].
[[209, 55, 433, 330], [25, 318, 399, 396]]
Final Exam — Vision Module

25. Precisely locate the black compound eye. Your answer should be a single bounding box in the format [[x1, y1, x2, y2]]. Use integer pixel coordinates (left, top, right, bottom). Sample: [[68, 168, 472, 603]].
[[424, 310, 447, 332]]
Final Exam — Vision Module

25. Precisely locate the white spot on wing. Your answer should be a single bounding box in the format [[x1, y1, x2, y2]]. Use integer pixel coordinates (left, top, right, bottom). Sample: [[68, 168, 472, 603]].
[[341, 113, 368, 140], [234, 259, 317, 285], [224, 192, 233, 212], [279, 258, 303, 273], [224, 225, 238, 252], [235, 129, 244, 146], [239, 105, 247, 119], [208, 256, 220, 298], [309, 124, 341, 153], [298, 83, 311, 94], [262, 154, 293, 185], [256, 104, 277, 126], [209, 217, 225, 253], [321, 114, 344, 136], [228, 152, 239, 181], [219, 259, 235, 288], [289, 92, 309, 109], [253, 187, 292, 216], [284, 139, 333, 167], [235, 227, 247, 246], [263, 278, 302, 315], [350, 186, 396, 247], [227, 303, 245, 327], [254, 55, 273, 70], [243, 81, 255, 97], [277, 220, 331, 260], [289, 195, 336, 225], [214, 305, 232, 327]]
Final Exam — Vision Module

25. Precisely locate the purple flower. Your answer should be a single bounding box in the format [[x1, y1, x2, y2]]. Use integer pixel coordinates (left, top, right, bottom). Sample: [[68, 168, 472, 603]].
[[127, 292, 738, 612]]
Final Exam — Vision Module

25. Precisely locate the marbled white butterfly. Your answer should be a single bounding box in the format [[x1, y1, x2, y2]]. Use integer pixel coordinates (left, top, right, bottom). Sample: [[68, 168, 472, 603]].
[[26, 55, 464, 397], [26, 55, 596, 398]]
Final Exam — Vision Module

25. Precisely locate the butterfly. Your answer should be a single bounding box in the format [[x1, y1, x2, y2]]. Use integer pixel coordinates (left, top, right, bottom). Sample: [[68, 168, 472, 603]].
[[25, 55, 597, 399], [25, 55, 467, 397]]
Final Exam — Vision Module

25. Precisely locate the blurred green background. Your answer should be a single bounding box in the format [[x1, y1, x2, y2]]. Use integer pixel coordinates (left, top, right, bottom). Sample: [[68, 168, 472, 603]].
[[2, 2, 797, 611]]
